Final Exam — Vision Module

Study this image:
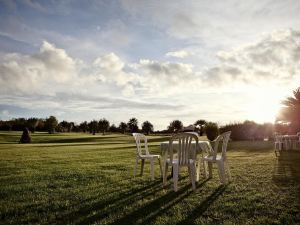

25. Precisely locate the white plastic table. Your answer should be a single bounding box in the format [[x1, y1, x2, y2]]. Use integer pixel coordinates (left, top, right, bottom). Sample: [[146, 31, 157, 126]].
[[160, 140, 211, 181]]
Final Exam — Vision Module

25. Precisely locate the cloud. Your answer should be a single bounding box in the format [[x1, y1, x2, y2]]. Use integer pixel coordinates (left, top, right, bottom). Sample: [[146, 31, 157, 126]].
[[165, 50, 191, 58], [129, 59, 200, 95], [91, 52, 137, 91], [204, 29, 300, 86], [0, 41, 77, 95], [0, 92, 182, 114], [93, 52, 124, 72], [21, 0, 47, 13], [120, 0, 300, 51], [1, 29, 300, 99]]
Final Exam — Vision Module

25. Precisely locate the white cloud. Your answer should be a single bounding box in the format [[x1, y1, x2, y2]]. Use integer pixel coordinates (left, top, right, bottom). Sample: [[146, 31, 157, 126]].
[[1, 29, 300, 128], [205, 29, 300, 86], [1, 30, 299, 99], [91, 52, 137, 93], [165, 50, 191, 58], [121, 0, 300, 50], [0, 41, 77, 95], [93, 52, 124, 72]]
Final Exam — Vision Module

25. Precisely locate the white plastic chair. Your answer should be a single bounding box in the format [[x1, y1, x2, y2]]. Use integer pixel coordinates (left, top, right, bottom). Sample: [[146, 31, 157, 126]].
[[163, 133, 198, 192], [296, 132, 300, 148], [274, 133, 289, 157], [132, 133, 162, 180], [274, 134, 285, 150], [202, 131, 231, 184]]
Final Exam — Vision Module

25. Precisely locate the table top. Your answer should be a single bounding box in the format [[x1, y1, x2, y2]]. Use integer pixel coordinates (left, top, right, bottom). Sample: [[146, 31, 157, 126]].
[[160, 140, 210, 145], [279, 135, 299, 139], [160, 140, 211, 153]]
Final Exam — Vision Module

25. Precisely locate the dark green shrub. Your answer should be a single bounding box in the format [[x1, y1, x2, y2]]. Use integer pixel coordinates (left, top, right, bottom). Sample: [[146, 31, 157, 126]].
[[205, 122, 219, 141]]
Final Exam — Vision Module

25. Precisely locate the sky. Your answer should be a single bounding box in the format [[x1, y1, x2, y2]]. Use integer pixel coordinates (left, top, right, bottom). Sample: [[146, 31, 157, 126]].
[[0, 0, 300, 130]]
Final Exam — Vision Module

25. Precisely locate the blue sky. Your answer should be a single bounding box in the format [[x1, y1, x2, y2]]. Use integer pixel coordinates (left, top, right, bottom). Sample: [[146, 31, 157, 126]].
[[0, 0, 300, 130]]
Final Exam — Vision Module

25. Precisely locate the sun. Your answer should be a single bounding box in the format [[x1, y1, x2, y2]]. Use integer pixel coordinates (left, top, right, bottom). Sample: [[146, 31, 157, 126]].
[[246, 90, 282, 123]]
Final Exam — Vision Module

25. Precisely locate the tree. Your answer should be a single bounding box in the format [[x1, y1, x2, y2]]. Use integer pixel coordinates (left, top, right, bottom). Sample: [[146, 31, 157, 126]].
[[98, 118, 110, 135], [194, 119, 206, 136], [118, 122, 127, 134], [88, 120, 98, 135], [205, 122, 219, 141], [277, 87, 300, 133], [127, 118, 138, 133], [58, 120, 69, 132], [109, 124, 119, 132], [142, 121, 154, 135], [27, 118, 39, 133], [168, 120, 183, 133], [45, 116, 58, 134], [79, 121, 88, 133]]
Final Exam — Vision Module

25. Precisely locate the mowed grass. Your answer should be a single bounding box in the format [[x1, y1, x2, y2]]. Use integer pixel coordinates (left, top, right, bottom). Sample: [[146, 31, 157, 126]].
[[0, 132, 299, 225]]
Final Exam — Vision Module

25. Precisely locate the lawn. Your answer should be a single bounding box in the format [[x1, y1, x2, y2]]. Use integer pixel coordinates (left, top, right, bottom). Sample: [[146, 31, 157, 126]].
[[0, 132, 299, 225]]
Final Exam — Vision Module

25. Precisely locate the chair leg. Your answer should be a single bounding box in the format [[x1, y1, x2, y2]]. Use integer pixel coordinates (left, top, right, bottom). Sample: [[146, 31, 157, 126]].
[[141, 159, 145, 176], [202, 160, 207, 178], [196, 158, 201, 181], [158, 158, 163, 177], [173, 164, 179, 192], [188, 165, 192, 185], [150, 158, 154, 181], [217, 161, 226, 184], [163, 163, 168, 186], [188, 164, 196, 191], [134, 157, 139, 177], [225, 161, 231, 181]]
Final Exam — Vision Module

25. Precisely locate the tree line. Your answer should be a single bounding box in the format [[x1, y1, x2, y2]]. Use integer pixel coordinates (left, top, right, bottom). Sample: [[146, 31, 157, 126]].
[[0, 116, 275, 140], [0, 87, 299, 140], [0, 116, 154, 135]]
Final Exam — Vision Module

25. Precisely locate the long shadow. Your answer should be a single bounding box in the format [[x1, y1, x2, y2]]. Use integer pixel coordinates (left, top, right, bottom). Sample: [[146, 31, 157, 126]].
[[65, 179, 162, 224], [176, 185, 227, 225], [273, 150, 300, 206], [273, 150, 300, 182], [138, 179, 212, 225], [81, 179, 210, 225], [29, 143, 134, 148]]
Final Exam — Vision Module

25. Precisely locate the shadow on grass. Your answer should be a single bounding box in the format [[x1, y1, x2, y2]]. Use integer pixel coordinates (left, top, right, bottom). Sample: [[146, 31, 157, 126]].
[[273, 150, 300, 204], [66, 179, 163, 224], [29, 142, 135, 148], [273, 150, 300, 182], [176, 185, 227, 225], [77, 179, 211, 225]]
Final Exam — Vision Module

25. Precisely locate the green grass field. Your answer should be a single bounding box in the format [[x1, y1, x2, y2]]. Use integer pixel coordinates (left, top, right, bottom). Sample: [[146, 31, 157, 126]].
[[0, 132, 299, 225]]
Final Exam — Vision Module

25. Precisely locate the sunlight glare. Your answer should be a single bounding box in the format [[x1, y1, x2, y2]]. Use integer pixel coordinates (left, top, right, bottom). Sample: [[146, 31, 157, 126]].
[[246, 90, 282, 123]]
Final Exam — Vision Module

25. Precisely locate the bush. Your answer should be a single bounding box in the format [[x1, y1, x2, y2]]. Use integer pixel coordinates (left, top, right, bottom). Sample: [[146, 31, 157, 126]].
[[205, 122, 219, 141]]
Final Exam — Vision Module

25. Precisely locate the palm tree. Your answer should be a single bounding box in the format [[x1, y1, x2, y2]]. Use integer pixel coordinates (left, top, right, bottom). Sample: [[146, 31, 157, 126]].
[[98, 118, 110, 135], [127, 118, 139, 133], [142, 121, 154, 135], [168, 120, 183, 133], [277, 87, 300, 133], [118, 122, 127, 134], [194, 119, 206, 136]]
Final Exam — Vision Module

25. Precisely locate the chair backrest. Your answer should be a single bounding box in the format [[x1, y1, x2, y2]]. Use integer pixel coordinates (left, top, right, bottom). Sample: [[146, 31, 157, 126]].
[[297, 132, 300, 140], [132, 133, 150, 156], [169, 133, 198, 166], [274, 133, 283, 142], [212, 131, 231, 160]]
